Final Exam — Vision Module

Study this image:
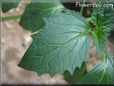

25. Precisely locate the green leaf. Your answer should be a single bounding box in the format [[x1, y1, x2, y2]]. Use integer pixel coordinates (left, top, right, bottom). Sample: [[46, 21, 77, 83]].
[[77, 54, 114, 85], [91, 5, 114, 55], [92, 6, 114, 31], [18, 10, 90, 76], [2, 0, 20, 12], [64, 62, 87, 84], [92, 29, 108, 55], [19, 0, 65, 32]]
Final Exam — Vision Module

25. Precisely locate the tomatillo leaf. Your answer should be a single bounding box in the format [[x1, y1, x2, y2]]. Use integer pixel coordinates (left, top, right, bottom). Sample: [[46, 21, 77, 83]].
[[77, 54, 114, 85], [64, 62, 87, 84], [92, 6, 114, 31], [18, 10, 90, 76], [19, 0, 65, 32], [2, 0, 20, 12], [91, 5, 114, 56], [92, 29, 108, 55]]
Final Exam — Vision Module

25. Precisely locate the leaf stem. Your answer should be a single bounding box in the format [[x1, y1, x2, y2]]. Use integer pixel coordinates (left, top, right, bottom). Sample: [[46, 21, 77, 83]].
[[31, 29, 42, 36], [2, 14, 22, 21], [80, 0, 86, 15]]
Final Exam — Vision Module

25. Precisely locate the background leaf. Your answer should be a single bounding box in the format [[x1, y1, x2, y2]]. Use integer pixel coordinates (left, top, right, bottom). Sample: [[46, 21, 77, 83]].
[[77, 54, 114, 85], [19, 0, 65, 32], [18, 10, 90, 76], [2, 0, 20, 12]]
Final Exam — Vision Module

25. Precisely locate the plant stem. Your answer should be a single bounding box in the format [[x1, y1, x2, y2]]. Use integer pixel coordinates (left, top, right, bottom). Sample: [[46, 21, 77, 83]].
[[86, 17, 91, 22], [93, 0, 96, 4], [102, 52, 106, 63], [2, 15, 22, 21], [80, 0, 86, 15]]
